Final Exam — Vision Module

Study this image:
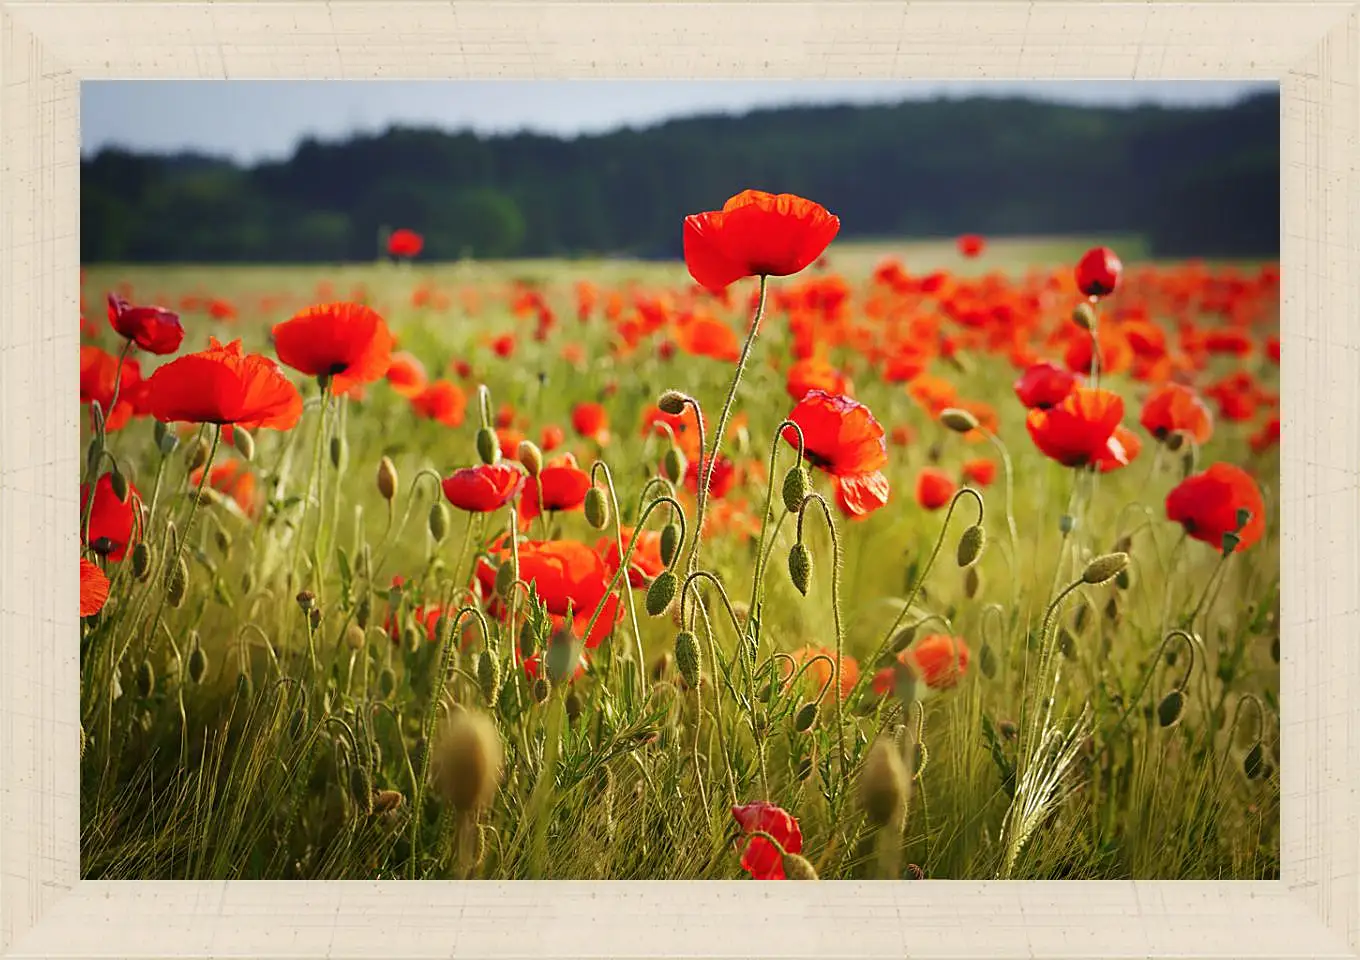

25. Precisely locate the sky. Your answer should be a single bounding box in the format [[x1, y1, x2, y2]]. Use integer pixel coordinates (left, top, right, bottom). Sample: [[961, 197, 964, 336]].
[[82, 79, 1277, 164]]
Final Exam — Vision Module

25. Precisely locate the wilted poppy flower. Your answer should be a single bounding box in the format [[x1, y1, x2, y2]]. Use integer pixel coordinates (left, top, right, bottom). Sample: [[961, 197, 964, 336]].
[[686, 454, 737, 500], [961, 458, 996, 487], [1075, 246, 1123, 298], [957, 234, 986, 258], [1140, 383, 1214, 445], [571, 402, 610, 444], [385, 351, 428, 398], [107, 293, 184, 355], [410, 380, 468, 427], [81, 473, 139, 562], [80, 557, 110, 617], [142, 338, 302, 430], [190, 460, 262, 517], [387, 228, 424, 258], [683, 190, 840, 293], [1165, 462, 1266, 553], [80, 346, 144, 431], [442, 463, 526, 513], [520, 454, 592, 523], [597, 527, 666, 588], [915, 467, 957, 510], [273, 302, 393, 394], [1025, 387, 1126, 468], [731, 801, 803, 880]]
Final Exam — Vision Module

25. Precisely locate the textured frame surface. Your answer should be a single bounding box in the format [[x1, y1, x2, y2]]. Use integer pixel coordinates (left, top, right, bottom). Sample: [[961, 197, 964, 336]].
[[1, 2, 1356, 958]]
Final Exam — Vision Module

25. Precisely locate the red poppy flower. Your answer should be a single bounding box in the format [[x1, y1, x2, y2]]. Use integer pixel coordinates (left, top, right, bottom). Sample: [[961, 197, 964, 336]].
[[520, 454, 592, 523], [191, 460, 262, 517], [571, 402, 610, 444], [540, 424, 565, 451], [1095, 425, 1142, 473], [889, 424, 915, 447], [476, 539, 622, 646], [683, 190, 840, 293], [1140, 383, 1214, 445], [907, 634, 970, 690], [674, 313, 742, 362], [597, 527, 666, 588], [1250, 416, 1280, 453], [491, 333, 516, 359], [1074, 246, 1123, 298], [833, 471, 890, 519], [731, 801, 803, 880], [272, 302, 394, 394], [387, 228, 424, 258], [961, 458, 997, 487], [783, 390, 887, 477], [142, 338, 302, 430], [81, 473, 139, 562], [442, 463, 526, 513], [915, 467, 956, 510], [80, 557, 110, 617], [385, 351, 428, 398], [80, 346, 144, 431], [1025, 388, 1126, 468], [685, 454, 737, 500], [410, 380, 468, 427], [1165, 462, 1266, 553], [957, 234, 986, 258], [783, 645, 860, 702], [107, 293, 184, 355], [785, 357, 851, 401]]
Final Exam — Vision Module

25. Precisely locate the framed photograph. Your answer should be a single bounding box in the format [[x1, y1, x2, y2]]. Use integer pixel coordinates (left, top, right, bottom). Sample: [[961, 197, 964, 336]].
[[3, 2, 1357, 957]]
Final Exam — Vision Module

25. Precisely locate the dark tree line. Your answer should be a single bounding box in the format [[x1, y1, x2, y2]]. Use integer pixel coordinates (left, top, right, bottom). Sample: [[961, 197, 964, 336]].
[[81, 92, 1280, 264]]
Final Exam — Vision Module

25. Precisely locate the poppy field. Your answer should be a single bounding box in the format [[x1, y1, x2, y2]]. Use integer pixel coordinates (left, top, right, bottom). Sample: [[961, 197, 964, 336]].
[[78, 192, 1280, 882]]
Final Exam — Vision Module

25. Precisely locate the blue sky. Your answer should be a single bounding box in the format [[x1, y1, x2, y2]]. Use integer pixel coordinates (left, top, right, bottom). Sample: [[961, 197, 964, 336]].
[[82, 79, 1277, 164]]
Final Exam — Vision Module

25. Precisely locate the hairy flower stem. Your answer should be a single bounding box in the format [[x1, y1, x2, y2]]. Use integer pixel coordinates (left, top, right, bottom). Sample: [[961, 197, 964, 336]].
[[981, 428, 1021, 603], [685, 275, 768, 578], [748, 420, 804, 627], [796, 494, 850, 779], [853, 488, 984, 705], [591, 461, 647, 693]]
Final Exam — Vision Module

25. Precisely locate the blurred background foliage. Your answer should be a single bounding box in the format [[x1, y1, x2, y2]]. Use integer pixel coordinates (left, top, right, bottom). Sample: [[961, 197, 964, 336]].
[[82, 92, 1279, 264]]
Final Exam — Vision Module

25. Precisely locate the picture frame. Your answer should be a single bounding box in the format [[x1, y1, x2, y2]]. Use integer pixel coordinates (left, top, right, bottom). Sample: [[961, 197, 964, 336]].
[[2, 2, 1356, 957]]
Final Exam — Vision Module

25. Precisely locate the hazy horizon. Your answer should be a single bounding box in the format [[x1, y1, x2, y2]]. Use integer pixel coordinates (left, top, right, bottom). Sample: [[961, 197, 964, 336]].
[[82, 79, 1277, 164]]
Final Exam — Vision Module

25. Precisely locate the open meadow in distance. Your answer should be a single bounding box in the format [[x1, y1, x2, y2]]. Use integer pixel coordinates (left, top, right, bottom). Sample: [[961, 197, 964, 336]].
[[79, 224, 1280, 882]]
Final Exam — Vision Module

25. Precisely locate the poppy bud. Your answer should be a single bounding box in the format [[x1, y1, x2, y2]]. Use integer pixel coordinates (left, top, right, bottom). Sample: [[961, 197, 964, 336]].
[[134, 659, 155, 699], [1081, 552, 1128, 585], [964, 565, 982, 599], [661, 447, 685, 484], [109, 467, 130, 504], [675, 630, 701, 690], [1072, 301, 1096, 331], [657, 390, 690, 416], [296, 590, 316, 611], [545, 626, 581, 686], [379, 667, 397, 698], [518, 618, 539, 661], [1165, 431, 1186, 452], [1244, 742, 1265, 780], [1221, 532, 1241, 556], [939, 407, 979, 434], [131, 542, 152, 581], [494, 560, 516, 598], [566, 690, 584, 725], [858, 736, 909, 828], [156, 424, 179, 456], [166, 557, 189, 608], [891, 625, 917, 653], [979, 643, 997, 679], [957, 524, 985, 567], [188, 643, 208, 684], [232, 427, 255, 462], [646, 570, 678, 616], [782, 466, 810, 514], [793, 702, 818, 733], [659, 522, 681, 567], [186, 436, 210, 473], [475, 427, 500, 465], [1115, 568, 1132, 590], [430, 710, 503, 813], [376, 456, 398, 502], [782, 852, 820, 880], [788, 543, 812, 596], [516, 440, 543, 478], [356, 593, 371, 629], [240, 569, 255, 595], [428, 501, 450, 542], [309, 607, 323, 630], [329, 435, 346, 471], [1059, 514, 1076, 535], [476, 650, 500, 703], [584, 486, 609, 530], [531, 676, 551, 704], [1157, 689, 1186, 728], [345, 623, 366, 651]]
